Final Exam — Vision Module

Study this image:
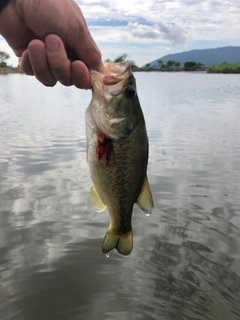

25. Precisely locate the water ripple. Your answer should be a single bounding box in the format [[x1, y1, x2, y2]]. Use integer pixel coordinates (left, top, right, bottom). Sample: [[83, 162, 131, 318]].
[[1, 73, 240, 319]]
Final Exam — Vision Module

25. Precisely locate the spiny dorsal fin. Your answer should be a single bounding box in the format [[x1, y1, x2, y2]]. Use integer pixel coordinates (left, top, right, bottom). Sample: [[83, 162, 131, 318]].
[[87, 185, 106, 212], [136, 176, 154, 215]]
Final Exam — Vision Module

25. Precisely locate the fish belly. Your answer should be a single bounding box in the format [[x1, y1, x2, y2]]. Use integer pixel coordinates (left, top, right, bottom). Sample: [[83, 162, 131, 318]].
[[86, 116, 148, 255]]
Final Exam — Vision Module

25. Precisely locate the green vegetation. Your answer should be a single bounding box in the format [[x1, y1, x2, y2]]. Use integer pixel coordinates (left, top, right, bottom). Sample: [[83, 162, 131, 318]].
[[207, 63, 240, 74], [144, 59, 182, 71], [0, 50, 22, 74], [143, 59, 206, 71], [113, 53, 127, 63], [157, 59, 163, 68], [104, 53, 138, 70], [0, 51, 10, 67], [174, 62, 181, 68], [101, 55, 207, 72], [166, 60, 175, 68], [0, 67, 22, 74], [184, 61, 204, 70]]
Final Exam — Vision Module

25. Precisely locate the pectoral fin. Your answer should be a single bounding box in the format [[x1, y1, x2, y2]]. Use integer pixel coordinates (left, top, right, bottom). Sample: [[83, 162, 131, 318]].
[[136, 176, 154, 215], [87, 185, 106, 212]]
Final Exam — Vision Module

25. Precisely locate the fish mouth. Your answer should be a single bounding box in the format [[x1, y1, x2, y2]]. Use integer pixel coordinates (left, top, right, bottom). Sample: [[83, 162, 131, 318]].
[[103, 60, 131, 85], [90, 60, 133, 96], [89, 61, 137, 141]]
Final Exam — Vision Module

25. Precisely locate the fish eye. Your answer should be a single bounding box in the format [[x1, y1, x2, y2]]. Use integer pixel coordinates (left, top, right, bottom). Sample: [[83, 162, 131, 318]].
[[125, 86, 136, 99]]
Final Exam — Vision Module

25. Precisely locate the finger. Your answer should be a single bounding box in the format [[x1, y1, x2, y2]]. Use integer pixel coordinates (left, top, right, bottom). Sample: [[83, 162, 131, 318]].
[[45, 34, 72, 86], [19, 49, 34, 75], [28, 40, 57, 87], [71, 30, 104, 74], [66, 3, 104, 73], [71, 60, 91, 89]]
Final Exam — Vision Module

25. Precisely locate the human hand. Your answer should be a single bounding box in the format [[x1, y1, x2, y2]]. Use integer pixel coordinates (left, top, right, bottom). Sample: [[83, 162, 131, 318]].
[[0, 0, 103, 88]]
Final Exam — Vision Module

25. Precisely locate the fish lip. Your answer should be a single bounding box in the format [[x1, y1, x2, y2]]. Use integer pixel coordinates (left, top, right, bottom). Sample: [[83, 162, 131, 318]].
[[90, 61, 134, 96], [90, 60, 132, 88], [90, 71, 104, 88], [103, 60, 131, 76]]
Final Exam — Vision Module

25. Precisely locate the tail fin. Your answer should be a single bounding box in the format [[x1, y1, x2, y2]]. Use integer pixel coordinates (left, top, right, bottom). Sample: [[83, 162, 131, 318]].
[[102, 229, 133, 256]]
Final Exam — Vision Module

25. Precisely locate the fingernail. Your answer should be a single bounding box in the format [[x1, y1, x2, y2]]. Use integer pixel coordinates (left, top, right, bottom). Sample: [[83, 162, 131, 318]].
[[46, 38, 60, 53]]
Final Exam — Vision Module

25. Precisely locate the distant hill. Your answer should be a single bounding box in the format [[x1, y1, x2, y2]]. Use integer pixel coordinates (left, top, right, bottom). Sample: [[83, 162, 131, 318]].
[[147, 46, 240, 68]]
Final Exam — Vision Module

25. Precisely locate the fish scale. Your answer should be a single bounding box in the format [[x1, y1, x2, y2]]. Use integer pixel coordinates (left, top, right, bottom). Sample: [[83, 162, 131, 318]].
[[85, 61, 154, 256]]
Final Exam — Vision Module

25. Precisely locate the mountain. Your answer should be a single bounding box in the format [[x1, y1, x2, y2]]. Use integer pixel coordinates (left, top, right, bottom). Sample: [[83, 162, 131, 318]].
[[148, 46, 240, 68]]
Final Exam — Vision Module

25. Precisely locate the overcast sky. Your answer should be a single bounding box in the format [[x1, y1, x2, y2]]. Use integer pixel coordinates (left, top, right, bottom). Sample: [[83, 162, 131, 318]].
[[1, 0, 240, 67]]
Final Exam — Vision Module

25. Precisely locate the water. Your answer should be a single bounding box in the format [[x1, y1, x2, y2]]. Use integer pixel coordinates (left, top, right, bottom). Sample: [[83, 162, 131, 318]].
[[0, 71, 240, 320]]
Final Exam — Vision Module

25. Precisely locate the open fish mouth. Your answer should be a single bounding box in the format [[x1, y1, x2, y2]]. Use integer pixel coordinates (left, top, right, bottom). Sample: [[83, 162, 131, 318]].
[[103, 60, 131, 84], [103, 60, 131, 75], [90, 60, 133, 95], [89, 60, 138, 140]]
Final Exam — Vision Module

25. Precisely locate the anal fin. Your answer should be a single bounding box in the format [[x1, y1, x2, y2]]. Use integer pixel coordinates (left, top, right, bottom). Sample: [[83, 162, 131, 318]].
[[87, 185, 106, 212], [136, 176, 154, 215]]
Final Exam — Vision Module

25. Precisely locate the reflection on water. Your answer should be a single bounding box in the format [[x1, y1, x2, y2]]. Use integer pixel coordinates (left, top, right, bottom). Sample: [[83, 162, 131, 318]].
[[0, 72, 240, 319]]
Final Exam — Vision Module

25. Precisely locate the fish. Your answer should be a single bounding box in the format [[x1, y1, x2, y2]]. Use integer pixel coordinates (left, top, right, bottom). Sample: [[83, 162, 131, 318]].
[[85, 60, 154, 256]]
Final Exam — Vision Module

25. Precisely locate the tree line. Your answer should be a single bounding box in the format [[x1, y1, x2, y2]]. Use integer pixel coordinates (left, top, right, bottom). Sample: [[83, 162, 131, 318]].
[[104, 54, 205, 71], [207, 62, 240, 74], [144, 60, 205, 70], [2, 50, 239, 73], [104, 53, 138, 69], [0, 50, 206, 71]]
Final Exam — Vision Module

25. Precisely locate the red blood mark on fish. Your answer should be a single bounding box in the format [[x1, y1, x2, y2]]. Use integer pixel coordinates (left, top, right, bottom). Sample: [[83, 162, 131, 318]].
[[97, 131, 113, 165]]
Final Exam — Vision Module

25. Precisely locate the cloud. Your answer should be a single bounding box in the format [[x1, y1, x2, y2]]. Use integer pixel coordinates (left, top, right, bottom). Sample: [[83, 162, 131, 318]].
[[1, 0, 240, 67], [127, 22, 161, 39], [157, 22, 188, 45], [127, 22, 188, 45], [75, 0, 240, 65]]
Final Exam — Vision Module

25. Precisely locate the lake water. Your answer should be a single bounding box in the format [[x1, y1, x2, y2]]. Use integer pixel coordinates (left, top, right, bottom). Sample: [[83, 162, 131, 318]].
[[0, 71, 240, 320]]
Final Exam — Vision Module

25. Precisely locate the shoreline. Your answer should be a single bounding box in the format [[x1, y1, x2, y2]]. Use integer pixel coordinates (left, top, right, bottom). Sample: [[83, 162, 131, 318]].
[[1, 66, 239, 74], [133, 68, 207, 72], [0, 67, 23, 74]]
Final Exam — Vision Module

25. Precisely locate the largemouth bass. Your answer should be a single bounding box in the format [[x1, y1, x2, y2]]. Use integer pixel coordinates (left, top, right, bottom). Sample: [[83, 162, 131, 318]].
[[85, 61, 154, 256]]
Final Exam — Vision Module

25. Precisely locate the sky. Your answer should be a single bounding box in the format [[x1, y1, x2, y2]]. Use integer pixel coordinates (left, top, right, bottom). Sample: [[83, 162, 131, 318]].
[[1, 0, 240, 67]]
